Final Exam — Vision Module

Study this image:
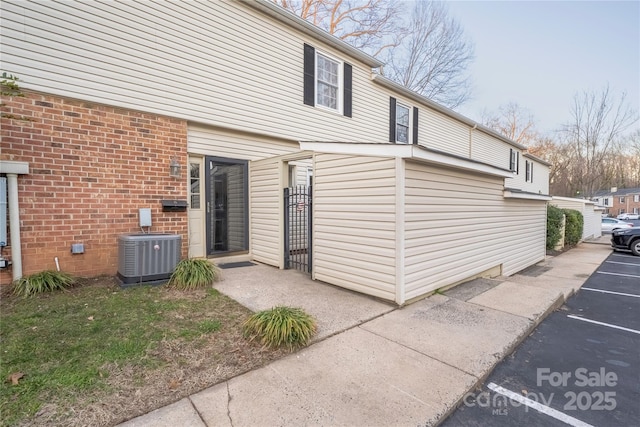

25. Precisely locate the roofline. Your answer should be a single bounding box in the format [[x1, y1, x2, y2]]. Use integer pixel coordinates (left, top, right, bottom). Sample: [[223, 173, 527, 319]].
[[371, 74, 527, 151], [524, 152, 552, 167], [504, 188, 552, 201], [551, 196, 595, 205], [298, 141, 514, 178], [244, 0, 384, 68]]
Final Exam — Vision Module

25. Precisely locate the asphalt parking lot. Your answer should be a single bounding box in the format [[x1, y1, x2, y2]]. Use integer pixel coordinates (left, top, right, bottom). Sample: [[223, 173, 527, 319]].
[[441, 250, 640, 427]]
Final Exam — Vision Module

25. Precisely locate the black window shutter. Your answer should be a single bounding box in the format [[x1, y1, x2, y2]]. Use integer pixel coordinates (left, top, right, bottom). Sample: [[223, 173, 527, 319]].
[[516, 152, 520, 174], [343, 63, 352, 117], [303, 44, 315, 106], [412, 107, 419, 145], [509, 149, 514, 170], [389, 97, 396, 142], [531, 163, 534, 181]]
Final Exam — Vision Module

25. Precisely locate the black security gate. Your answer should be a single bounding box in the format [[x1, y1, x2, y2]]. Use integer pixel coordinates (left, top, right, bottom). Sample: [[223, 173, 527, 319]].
[[284, 185, 312, 273]]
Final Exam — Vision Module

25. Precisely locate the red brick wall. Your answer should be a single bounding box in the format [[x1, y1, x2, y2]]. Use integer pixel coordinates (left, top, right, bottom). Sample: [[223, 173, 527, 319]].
[[611, 194, 640, 216], [1, 91, 189, 285]]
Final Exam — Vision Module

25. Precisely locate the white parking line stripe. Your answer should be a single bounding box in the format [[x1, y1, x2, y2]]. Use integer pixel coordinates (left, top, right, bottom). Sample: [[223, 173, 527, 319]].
[[606, 260, 640, 267], [596, 271, 640, 279], [581, 288, 640, 298], [611, 253, 636, 258], [567, 315, 640, 335], [486, 383, 594, 427]]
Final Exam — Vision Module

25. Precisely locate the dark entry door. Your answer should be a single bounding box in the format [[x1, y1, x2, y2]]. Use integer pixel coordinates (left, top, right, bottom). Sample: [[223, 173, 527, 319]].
[[205, 157, 248, 256]]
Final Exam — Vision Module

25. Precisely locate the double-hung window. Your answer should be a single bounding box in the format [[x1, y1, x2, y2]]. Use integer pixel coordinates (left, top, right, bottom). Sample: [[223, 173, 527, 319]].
[[389, 97, 419, 144], [316, 53, 340, 111], [620, 196, 625, 203], [396, 104, 410, 144], [303, 44, 352, 116]]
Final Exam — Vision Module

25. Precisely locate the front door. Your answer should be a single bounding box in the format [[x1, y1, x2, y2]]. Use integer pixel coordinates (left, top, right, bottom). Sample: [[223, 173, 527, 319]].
[[204, 157, 249, 256]]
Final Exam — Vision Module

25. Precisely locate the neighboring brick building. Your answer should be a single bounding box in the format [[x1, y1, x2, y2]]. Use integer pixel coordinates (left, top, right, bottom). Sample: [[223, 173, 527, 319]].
[[0, 91, 188, 285], [592, 187, 640, 217]]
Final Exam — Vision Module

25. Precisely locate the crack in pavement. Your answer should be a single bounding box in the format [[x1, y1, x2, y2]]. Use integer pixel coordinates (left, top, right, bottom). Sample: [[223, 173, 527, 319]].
[[226, 382, 234, 427]]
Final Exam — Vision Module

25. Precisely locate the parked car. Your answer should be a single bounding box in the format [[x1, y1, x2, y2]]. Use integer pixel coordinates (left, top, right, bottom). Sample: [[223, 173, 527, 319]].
[[617, 212, 640, 220], [601, 218, 634, 233], [611, 227, 640, 256]]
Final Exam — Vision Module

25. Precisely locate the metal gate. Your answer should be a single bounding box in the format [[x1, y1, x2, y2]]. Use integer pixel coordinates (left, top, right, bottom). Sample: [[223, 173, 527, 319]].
[[284, 185, 312, 273]]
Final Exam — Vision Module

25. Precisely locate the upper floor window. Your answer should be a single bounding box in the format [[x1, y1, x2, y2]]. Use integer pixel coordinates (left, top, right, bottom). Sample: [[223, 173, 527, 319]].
[[525, 160, 534, 182], [303, 44, 352, 117], [389, 97, 418, 144], [509, 149, 519, 173], [603, 198, 609, 206], [634, 195, 639, 202], [396, 104, 410, 143], [316, 53, 340, 111], [620, 196, 625, 203]]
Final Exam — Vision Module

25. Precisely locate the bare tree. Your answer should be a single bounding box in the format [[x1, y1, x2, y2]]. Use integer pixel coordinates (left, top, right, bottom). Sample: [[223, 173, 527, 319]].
[[383, 1, 474, 108], [274, 0, 474, 108], [274, 0, 405, 56], [482, 102, 539, 146], [561, 86, 638, 197]]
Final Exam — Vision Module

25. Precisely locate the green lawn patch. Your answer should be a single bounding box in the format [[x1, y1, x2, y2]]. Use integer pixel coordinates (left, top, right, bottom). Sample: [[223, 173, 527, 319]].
[[0, 278, 283, 426]]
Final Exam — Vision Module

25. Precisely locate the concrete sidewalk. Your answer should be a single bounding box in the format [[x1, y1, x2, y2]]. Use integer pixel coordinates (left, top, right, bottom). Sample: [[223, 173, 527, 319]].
[[119, 242, 612, 427]]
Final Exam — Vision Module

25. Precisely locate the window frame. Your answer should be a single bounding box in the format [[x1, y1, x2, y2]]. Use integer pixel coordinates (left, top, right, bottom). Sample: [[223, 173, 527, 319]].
[[619, 196, 625, 203], [525, 160, 534, 182], [395, 103, 410, 144], [315, 50, 343, 114]]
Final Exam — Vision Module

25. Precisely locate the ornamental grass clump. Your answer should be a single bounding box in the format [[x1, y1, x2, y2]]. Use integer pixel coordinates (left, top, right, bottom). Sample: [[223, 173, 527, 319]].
[[167, 258, 221, 290], [243, 306, 317, 350], [12, 270, 76, 297]]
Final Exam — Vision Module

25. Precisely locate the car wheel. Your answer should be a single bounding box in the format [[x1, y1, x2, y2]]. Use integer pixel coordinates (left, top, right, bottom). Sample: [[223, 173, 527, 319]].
[[631, 239, 640, 256]]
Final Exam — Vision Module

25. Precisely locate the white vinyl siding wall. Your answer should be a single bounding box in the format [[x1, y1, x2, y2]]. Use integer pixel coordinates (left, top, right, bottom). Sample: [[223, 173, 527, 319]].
[[471, 131, 512, 169], [188, 125, 299, 161], [249, 158, 283, 267], [404, 162, 546, 299], [313, 154, 397, 301], [419, 108, 470, 158], [507, 158, 550, 195], [551, 198, 602, 240], [1, 0, 386, 144]]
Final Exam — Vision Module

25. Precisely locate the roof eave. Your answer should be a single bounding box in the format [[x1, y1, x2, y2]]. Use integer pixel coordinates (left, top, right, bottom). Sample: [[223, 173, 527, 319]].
[[244, 0, 384, 68]]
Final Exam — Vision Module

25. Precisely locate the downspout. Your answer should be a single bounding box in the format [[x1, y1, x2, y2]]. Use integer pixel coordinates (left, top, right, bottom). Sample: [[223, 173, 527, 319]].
[[0, 161, 29, 281], [469, 123, 477, 158], [7, 173, 22, 280]]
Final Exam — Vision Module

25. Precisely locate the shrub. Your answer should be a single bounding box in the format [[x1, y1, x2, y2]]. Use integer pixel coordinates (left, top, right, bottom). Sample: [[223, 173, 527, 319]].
[[563, 209, 584, 246], [243, 306, 317, 350], [167, 258, 221, 290], [546, 204, 564, 250], [12, 270, 75, 296]]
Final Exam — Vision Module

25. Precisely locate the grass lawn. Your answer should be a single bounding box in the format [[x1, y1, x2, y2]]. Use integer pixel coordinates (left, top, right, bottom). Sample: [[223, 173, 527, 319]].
[[0, 277, 285, 426]]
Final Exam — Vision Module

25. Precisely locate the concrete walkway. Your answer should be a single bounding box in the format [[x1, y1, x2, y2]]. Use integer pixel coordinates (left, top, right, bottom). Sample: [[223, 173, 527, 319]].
[[119, 242, 613, 427]]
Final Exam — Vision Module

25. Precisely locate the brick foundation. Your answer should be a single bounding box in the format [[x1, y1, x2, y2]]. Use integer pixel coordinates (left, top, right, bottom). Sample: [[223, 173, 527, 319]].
[[1, 91, 189, 285]]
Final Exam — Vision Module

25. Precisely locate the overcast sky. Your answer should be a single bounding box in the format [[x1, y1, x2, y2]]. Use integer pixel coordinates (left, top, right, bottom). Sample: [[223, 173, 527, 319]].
[[444, 0, 640, 136]]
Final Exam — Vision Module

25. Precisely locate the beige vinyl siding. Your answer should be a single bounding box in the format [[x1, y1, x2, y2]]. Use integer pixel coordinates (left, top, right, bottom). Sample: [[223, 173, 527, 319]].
[[404, 162, 545, 299], [1, 0, 387, 144], [420, 108, 470, 157], [188, 124, 299, 161], [471, 131, 512, 169], [313, 154, 397, 301], [500, 199, 547, 275], [249, 158, 283, 267]]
